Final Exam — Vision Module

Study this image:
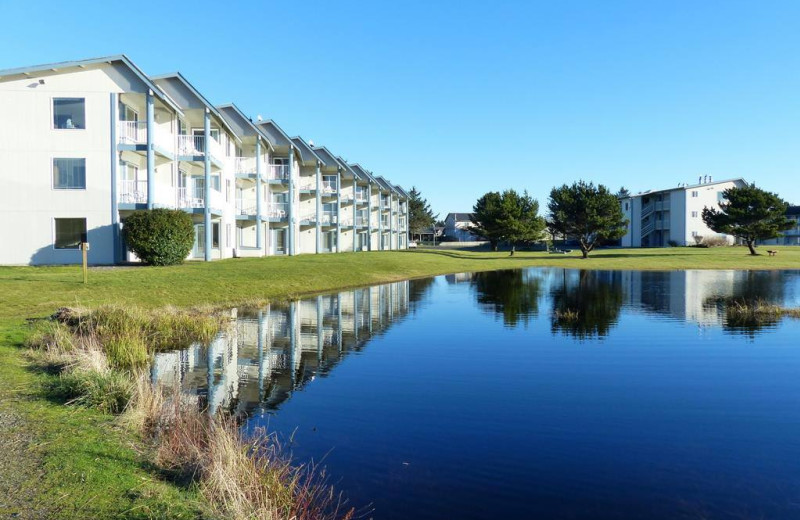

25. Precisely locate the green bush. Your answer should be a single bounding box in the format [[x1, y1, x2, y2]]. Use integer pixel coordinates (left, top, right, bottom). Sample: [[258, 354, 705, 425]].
[[47, 370, 133, 414], [123, 209, 195, 266]]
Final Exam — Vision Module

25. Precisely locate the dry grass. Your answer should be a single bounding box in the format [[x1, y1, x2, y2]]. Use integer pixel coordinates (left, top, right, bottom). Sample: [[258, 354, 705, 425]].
[[726, 299, 800, 321], [553, 309, 581, 321]]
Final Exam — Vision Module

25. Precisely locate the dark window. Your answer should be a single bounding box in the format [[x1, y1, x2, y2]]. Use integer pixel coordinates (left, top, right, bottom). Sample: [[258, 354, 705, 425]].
[[53, 98, 85, 129], [212, 222, 220, 248], [54, 218, 86, 249], [53, 158, 86, 189]]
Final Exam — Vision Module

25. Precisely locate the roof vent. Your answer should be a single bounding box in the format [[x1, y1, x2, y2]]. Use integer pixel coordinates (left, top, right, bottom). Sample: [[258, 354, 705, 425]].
[[256, 114, 263, 121]]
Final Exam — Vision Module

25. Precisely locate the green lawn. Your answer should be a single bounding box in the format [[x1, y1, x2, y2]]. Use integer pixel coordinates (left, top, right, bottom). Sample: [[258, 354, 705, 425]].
[[1, 246, 799, 518]]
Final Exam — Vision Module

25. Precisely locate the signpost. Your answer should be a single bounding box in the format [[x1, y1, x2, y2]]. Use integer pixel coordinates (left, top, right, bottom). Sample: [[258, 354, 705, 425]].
[[81, 234, 89, 284]]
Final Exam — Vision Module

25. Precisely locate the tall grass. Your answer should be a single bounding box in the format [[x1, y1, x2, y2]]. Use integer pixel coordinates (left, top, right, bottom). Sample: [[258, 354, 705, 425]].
[[26, 305, 353, 520]]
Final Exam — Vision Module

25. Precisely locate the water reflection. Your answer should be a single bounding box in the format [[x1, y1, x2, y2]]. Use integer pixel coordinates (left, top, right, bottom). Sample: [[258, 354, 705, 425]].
[[151, 280, 413, 416], [471, 270, 541, 327], [550, 270, 624, 339]]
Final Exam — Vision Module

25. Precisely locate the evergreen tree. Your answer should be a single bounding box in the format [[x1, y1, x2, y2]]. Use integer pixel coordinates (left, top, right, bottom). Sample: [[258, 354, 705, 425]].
[[702, 184, 793, 255], [547, 181, 628, 258], [407, 187, 437, 241], [471, 189, 546, 253]]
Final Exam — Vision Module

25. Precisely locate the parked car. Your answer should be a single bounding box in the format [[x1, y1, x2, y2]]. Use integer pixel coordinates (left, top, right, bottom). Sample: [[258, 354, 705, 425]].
[[409, 241, 418, 248]]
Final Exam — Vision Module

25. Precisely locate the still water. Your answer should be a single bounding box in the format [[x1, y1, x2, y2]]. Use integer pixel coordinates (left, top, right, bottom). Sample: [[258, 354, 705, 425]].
[[153, 268, 800, 519]]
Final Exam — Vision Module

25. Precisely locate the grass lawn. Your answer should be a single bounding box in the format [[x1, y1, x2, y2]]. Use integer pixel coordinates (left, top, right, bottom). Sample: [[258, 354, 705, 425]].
[[1, 246, 799, 518]]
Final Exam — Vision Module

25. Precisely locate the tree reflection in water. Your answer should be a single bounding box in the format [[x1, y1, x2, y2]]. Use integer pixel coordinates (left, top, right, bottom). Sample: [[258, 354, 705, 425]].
[[550, 269, 623, 339], [471, 270, 542, 327]]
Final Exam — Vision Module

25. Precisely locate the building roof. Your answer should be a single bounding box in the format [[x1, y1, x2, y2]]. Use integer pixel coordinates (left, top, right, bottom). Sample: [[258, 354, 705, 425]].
[[373, 176, 394, 192], [447, 213, 474, 222], [290, 137, 324, 165], [350, 164, 376, 184], [151, 73, 239, 141], [310, 146, 345, 170], [334, 157, 357, 180], [0, 54, 184, 116], [625, 177, 748, 199], [255, 120, 296, 151], [217, 104, 275, 150]]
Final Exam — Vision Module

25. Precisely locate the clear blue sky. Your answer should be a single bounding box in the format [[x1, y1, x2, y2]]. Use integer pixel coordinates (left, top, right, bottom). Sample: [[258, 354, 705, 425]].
[[2, 0, 798, 216]]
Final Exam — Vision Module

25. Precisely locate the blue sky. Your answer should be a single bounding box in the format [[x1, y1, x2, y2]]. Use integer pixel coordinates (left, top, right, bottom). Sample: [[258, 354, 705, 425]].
[[1, 0, 798, 216]]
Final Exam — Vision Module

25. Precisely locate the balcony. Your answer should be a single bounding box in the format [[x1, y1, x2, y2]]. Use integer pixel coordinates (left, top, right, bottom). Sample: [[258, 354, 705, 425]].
[[356, 216, 368, 227], [177, 135, 224, 161], [267, 164, 290, 181], [340, 194, 354, 204], [321, 180, 338, 195], [319, 213, 338, 226], [118, 121, 174, 153], [118, 179, 147, 204], [355, 192, 368, 204], [177, 186, 224, 212], [267, 202, 288, 219], [234, 157, 263, 175], [236, 198, 257, 216], [298, 179, 317, 191]]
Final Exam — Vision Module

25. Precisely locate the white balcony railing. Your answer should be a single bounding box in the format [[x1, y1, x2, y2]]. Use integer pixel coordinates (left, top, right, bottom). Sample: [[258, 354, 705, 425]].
[[118, 121, 146, 144], [177, 135, 223, 160], [268, 202, 288, 218], [340, 217, 353, 227], [118, 179, 147, 203], [236, 198, 257, 216], [322, 180, 337, 193], [355, 192, 368, 203], [234, 157, 258, 174], [178, 135, 204, 156], [356, 216, 368, 227], [178, 186, 205, 209], [319, 213, 338, 225], [267, 164, 290, 180]]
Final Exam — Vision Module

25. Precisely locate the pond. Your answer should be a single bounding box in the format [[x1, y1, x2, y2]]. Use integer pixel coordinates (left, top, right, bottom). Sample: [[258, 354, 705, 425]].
[[152, 268, 800, 519]]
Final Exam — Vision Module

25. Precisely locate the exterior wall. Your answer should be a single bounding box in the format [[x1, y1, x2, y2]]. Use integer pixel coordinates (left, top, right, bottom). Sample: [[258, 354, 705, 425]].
[[0, 61, 412, 265], [683, 181, 742, 245], [0, 67, 129, 264]]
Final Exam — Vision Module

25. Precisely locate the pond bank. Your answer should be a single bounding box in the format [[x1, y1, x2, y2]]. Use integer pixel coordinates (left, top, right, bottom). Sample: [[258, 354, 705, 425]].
[[2, 249, 800, 518]]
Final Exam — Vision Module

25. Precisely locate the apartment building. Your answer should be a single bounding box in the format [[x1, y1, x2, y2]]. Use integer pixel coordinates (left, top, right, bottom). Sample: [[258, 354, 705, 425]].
[[0, 55, 409, 265], [619, 177, 747, 248]]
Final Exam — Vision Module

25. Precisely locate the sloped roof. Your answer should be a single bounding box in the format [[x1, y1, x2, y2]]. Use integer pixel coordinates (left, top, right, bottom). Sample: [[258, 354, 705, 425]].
[[151, 72, 239, 141], [0, 54, 184, 116], [290, 137, 323, 165], [256, 120, 295, 150], [310, 146, 345, 170], [447, 213, 474, 222], [217, 104, 275, 150]]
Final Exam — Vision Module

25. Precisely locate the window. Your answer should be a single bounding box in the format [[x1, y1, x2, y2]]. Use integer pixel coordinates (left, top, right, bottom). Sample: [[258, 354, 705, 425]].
[[691, 211, 698, 218], [324, 231, 337, 251], [717, 192, 726, 203], [624, 202, 629, 211], [226, 224, 231, 248], [118, 102, 138, 122], [54, 218, 86, 249], [692, 191, 698, 198], [211, 174, 221, 192], [274, 229, 286, 254], [212, 222, 220, 249], [53, 98, 85, 129], [53, 158, 86, 189]]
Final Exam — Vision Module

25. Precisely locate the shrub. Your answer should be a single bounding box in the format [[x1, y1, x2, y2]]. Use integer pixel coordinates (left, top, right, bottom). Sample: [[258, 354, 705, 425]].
[[703, 235, 730, 247], [47, 370, 133, 414], [123, 209, 195, 266], [667, 240, 679, 247]]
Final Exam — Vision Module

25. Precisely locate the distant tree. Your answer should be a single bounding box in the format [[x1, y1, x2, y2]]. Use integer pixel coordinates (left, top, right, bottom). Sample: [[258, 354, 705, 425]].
[[123, 209, 195, 266], [471, 189, 546, 253], [547, 181, 628, 258], [407, 187, 437, 241], [616, 186, 631, 199], [701, 184, 793, 256]]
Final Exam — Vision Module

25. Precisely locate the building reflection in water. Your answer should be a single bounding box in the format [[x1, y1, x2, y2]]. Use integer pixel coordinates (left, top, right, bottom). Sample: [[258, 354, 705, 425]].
[[151, 280, 412, 416]]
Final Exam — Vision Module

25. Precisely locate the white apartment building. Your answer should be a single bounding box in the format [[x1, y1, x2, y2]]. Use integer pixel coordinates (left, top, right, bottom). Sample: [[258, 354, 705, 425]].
[[0, 55, 409, 265], [619, 177, 747, 247]]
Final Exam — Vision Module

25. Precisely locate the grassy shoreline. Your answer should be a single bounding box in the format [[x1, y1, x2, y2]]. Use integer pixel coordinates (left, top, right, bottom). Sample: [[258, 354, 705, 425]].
[[2, 247, 800, 518]]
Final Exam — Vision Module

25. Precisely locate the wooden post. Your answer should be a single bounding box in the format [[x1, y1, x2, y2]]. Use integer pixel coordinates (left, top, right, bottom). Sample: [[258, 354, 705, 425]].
[[81, 242, 89, 284]]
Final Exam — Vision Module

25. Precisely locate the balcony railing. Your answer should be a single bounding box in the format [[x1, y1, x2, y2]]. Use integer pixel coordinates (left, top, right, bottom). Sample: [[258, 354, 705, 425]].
[[236, 198, 257, 216], [118, 179, 147, 203], [177, 135, 223, 160], [319, 213, 337, 225], [234, 157, 260, 175], [356, 216, 368, 227], [178, 186, 205, 208], [321, 180, 338, 194], [267, 164, 290, 180], [299, 179, 316, 191], [118, 121, 146, 144], [339, 216, 353, 227], [268, 202, 288, 218], [355, 192, 368, 203]]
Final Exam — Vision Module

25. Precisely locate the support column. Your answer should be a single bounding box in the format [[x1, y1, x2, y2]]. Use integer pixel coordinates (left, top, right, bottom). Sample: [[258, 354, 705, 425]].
[[110, 93, 121, 263], [146, 90, 155, 209], [378, 191, 383, 250], [256, 138, 263, 252], [352, 184, 358, 252], [315, 161, 322, 254], [389, 193, 394, 250], [288, 149, 296, 256], [203, 109, 212, 262], [335, 168, 342, 252], [367, 182, 373, 250]]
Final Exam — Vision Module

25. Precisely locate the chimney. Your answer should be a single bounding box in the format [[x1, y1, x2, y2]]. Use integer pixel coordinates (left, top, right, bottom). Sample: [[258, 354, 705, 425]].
[[709, 175, 713, 183], [698, 176, 702, 184]]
